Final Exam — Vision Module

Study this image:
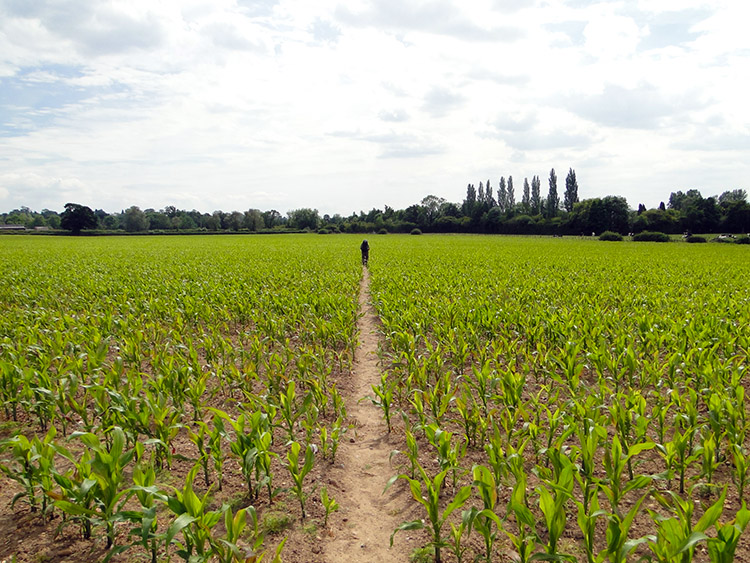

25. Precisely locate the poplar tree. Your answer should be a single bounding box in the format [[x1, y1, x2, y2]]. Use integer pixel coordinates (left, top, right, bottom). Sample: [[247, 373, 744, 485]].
[[486, 180, 496, 206], [547, 168, 559, 218], [564, 168, 579, 212], [507, 176, 515, 211], [531, 175, 541, 215], [522, 177, 531, 213], [462, 184, 476, 216], [497, 177, 507, 212]]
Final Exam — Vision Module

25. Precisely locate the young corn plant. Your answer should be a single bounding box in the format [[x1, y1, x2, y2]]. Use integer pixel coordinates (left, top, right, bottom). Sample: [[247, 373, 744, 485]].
[[327, 416, 346, 464], [698, 430, 720, 490], [143, 390, 182, 469], [658, 426, 700, 494], [50, 449, 98, 541], [484, 424, 507, 494], [534, 453, 576, 561], [707, 502, 750, 563], [501, 470, 538, 563], [187, 421, 212, 487], [470, 464, 503, 562], [165, 466, 224, 562], [253, 430, 277, 503], [209, 413, 226, 491], [74, 427, 137, 549], [209, 505, 276, 563], [645, 487, 727, 563], [573, 484, 606, 563], [597, 492, 650, 563], [277, 381, 311, 442], [423, 372, 455, 427], [409, 390, 429, 434], [321, 486, 339, 527], [390, 427, 420, 479], [447, 509, 476, 563], [368, 373, 395, 432], [285, 441, 315, 520], [600, 435, 653, 517], [572, 417, 606, 513], [116, 461, 168, 563], [425, 424, 466, 489], [387, 466, 472, 563], [211, 408, 268, 501], [0, 426, 63, 520], [468, 362, 498, 419], [731, 444, 749, 500], [455, 390, 481, 447]]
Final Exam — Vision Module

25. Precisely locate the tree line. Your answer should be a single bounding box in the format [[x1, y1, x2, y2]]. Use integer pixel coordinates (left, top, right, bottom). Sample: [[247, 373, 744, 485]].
[[2, 168, 749, 235]]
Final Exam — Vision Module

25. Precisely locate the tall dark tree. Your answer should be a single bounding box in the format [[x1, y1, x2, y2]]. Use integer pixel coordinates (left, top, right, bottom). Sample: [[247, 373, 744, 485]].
[[497, 177, 507, 212], [531, 175, 541, 215], [60, 202, 97, 234], [485, 180, 496, 206], [507, 176, 515, 210], [546, 168, 559, 218], [563, 168, 579, 212], [462, 184, 476, 216], [522, 177, 531, 213]]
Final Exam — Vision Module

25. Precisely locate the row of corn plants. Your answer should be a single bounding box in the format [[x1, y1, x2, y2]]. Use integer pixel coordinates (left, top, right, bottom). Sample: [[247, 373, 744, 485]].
[[0, 235, 360, 561], [368, 235, 750, 562]]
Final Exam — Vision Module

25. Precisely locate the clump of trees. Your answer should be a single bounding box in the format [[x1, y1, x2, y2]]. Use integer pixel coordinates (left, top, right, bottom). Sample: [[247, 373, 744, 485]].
[[1, 205, 289, 234], [2, 174, 748, 237]]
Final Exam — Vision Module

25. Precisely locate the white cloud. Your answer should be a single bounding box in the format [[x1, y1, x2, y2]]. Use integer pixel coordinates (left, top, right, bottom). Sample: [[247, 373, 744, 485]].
[[0, 0, 747, 214], [583, 10, 642, 59]]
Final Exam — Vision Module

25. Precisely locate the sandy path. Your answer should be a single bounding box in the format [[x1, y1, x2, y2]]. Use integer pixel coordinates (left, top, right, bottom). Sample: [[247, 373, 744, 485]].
[[323, 267, 414, 562]]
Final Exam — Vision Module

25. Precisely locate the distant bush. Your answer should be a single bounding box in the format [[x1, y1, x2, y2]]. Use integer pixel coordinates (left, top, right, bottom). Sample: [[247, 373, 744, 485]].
[[599, 231, 623, 241], [317, 228, 330, 234], [713, 235, 736, 243], [410, 228, 422, 235], [685, 235, 707, 243], [736, 235, 750, 244], [378, 228, 388, 235], [632, 231, 670, 242]]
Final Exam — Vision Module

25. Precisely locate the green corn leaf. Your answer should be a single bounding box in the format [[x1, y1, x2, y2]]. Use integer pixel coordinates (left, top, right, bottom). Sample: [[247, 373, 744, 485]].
[[390, 520, 424, 547], [166, 513, 197, 546], [55, 499, 96, 516], [674, 531, 709, 555], [695, 487, 726, 533], [443, 485, 472, 522]]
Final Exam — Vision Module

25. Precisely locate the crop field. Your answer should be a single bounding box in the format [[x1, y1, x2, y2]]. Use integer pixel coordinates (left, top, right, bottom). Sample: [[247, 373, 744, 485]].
[[1, 234, 749, 563]]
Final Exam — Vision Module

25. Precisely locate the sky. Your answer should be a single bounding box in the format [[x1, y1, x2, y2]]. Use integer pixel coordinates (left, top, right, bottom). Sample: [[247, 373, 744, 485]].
[[1, 0, 749, 216]]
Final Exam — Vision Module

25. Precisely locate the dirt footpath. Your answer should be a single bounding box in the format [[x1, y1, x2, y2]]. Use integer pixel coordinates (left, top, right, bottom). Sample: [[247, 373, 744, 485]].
[[323, 268, 419, 562]]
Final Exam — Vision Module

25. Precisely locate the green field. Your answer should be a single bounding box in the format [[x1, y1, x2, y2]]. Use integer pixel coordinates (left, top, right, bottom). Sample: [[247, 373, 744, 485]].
[[1, 234, 748, 562]]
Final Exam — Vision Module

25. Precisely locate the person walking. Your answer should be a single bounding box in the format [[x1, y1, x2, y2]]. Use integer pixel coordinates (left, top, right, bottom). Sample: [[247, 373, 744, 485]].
[[360, 239, 370, 266]]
